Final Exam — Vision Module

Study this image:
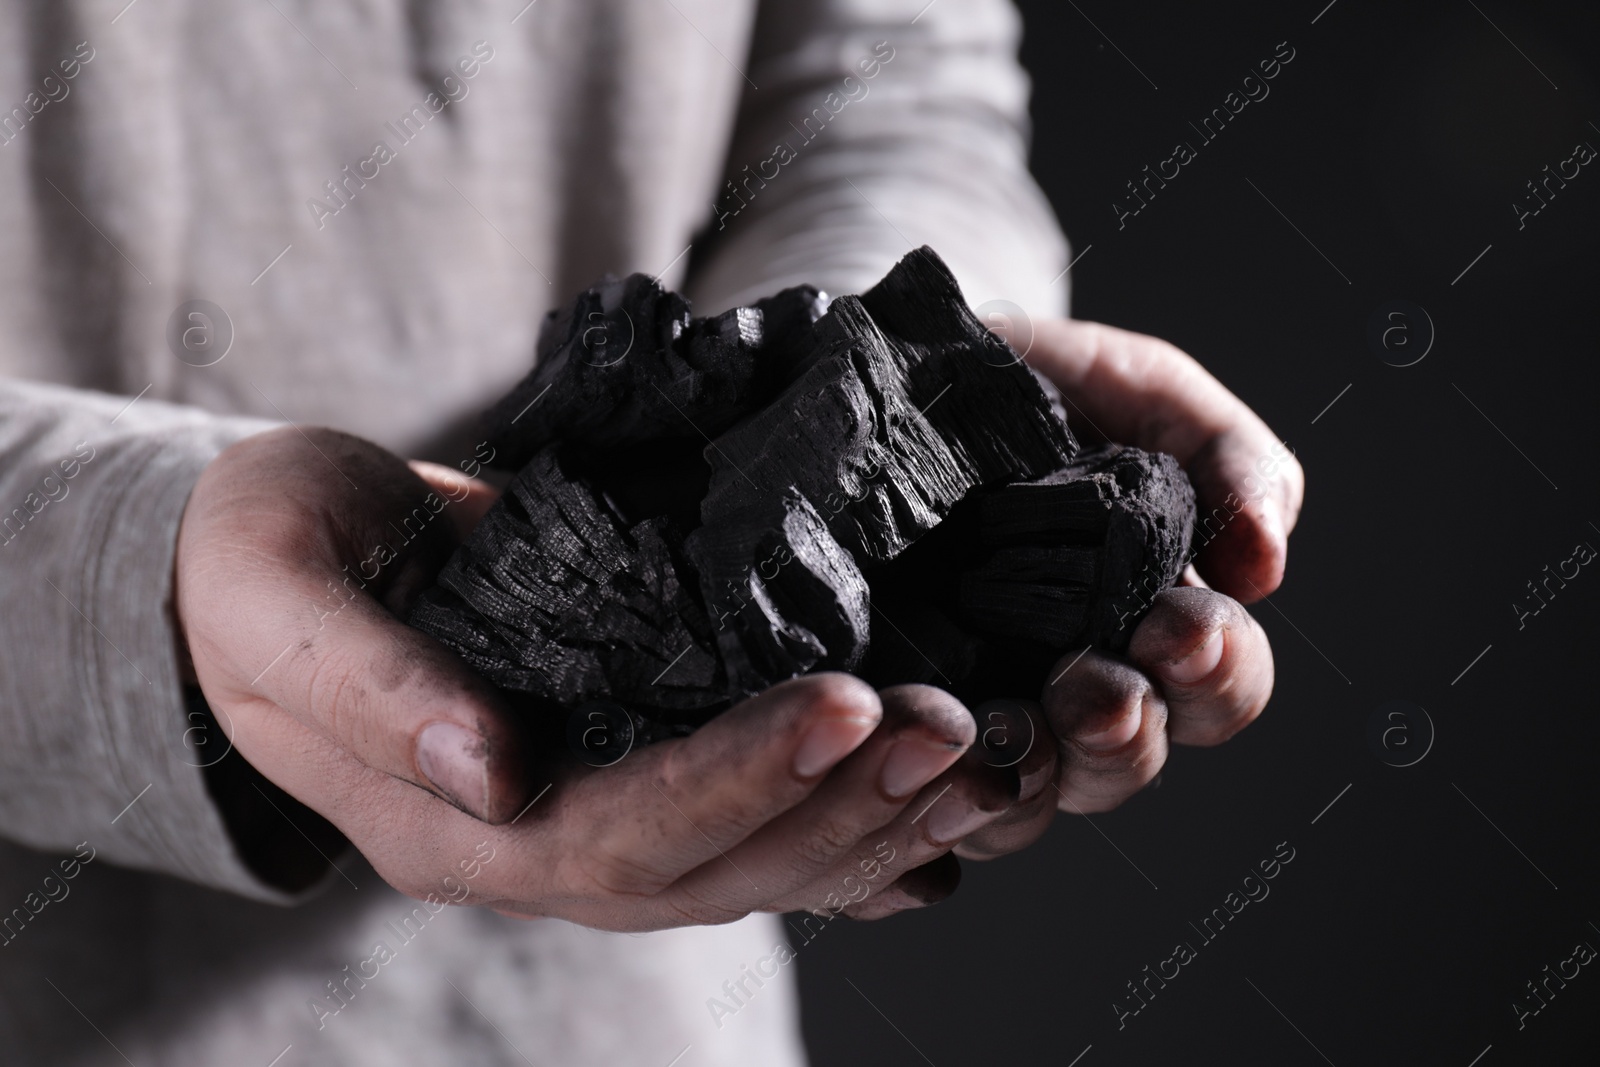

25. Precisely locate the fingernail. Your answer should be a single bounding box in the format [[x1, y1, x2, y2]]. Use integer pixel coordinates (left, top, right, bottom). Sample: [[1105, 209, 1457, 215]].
[[1018, 761, 1052, 803], [1158, 628, 1223, 685], [885, 898, 925, 914], [1076, 701, 1142, 753], [417, 722, 490, 819], [878, 887, 928, 911], [880, 736, 962, 799], [793, 717, 877, 779], [923, 793, 992, 845]]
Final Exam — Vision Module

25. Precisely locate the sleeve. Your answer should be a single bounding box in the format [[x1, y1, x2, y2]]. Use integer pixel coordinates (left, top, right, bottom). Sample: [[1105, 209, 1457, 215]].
[[685, 0, 1070, 323], [0, 379, 300, 903]]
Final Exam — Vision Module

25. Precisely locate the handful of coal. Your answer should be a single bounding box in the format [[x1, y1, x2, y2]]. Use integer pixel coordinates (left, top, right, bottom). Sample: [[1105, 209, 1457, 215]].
[[408, 247, 1195, 736]]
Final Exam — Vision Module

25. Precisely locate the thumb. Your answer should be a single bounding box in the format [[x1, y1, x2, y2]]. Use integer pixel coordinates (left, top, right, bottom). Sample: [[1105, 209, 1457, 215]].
[[177, 427, 533, 823], [408, 459, 501, 540], [183, 524, 528, 825], [232, 563, 531, 825], [1024, 319, 1304, 602]]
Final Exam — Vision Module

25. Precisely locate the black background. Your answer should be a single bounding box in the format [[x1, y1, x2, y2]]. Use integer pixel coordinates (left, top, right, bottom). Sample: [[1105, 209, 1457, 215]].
[[798, 2, 1600, 1064]]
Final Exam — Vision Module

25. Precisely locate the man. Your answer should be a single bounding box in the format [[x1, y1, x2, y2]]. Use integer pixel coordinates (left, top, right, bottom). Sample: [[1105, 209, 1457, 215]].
[[0, 1, 1302, 1063]]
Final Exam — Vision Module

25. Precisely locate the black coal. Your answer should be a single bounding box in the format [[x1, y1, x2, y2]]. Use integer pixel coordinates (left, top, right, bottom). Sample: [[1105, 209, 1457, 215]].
[[408, 248, 1195, 734]]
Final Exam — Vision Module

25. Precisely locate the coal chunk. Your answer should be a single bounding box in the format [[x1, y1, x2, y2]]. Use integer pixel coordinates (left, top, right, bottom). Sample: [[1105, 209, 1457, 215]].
[[685, 489, 870, 696], [407, 447, 725, 712], [410, 246, 1197, 727], [698, 249, 1077, 565], [961, 443, 1196, 653], [482, 273, 830, 467]]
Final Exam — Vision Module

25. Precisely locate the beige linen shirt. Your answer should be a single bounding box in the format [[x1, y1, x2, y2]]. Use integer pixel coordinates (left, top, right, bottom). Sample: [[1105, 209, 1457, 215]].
[[0, 1, 1067, 1063]]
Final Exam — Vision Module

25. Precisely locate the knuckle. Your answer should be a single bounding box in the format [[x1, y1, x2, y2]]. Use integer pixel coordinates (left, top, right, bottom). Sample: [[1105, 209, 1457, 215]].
[[789, 816, 866, 871], [653, 740, 703, 797], [661, 884, 750, 928], [300, 645, 366, 742], [1062, 740, 1166, 808], [463, 867, 513, 904], [1060, 765, 1157, 813], [369, 860, 446, 905], [566, 839, 673, 900], [652, 751, 759, 842]]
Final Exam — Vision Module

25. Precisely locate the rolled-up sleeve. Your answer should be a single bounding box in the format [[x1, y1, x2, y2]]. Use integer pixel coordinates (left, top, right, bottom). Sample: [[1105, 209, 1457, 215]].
[[686, 0, 1069, 322]]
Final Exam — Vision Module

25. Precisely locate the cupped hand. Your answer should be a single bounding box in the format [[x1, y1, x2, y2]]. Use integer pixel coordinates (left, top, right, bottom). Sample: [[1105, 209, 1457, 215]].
[[175, 427, 1016, 928], [943, 317, 1304, 862]]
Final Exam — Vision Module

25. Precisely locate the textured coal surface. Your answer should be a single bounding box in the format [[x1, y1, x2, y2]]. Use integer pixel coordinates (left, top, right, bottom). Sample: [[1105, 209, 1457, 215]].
[[963, 443, 1196, 655], [406, 447, 724, 713], [482, 274, 830, 466], [409, 247, 1196, 728]]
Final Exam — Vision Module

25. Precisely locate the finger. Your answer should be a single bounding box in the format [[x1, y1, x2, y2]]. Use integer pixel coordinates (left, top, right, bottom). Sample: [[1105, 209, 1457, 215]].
[[178, 443, 531, 824], [956, 699, 1058, 860], [971, 698, 1057, 802], [226, 565, 531, 824], [235, 675, 926, 933], [221, 671, 866, 933], [1127, 587, 1274, 747], [1043, 648, 1169, 814], [315, 627, 531, 823], [219, 686, 493, 901], [1024, 319, 1305, 601], [764, 733, 1019, 914], [408, 460, 501, 539], [1185, 429, 1300, 602], [659, 685, 972, 917], [228, 706, 603, 926], [953, 796, 1055, 860], [565, 674, 881, 909], [841, 854, 963, 921]]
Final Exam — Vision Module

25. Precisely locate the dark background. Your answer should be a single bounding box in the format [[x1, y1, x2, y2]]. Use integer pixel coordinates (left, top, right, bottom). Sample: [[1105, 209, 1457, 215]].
[[798, 2, 1600, 1064]]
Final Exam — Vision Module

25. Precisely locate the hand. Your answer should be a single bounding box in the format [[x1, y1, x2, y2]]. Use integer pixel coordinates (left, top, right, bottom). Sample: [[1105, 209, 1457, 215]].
[[175, 427, 1015, 928], [949, 318, 1305, 860]]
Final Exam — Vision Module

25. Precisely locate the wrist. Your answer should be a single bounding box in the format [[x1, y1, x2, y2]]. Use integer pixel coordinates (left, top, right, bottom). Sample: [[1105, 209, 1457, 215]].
[[187, 689, 349, 894]]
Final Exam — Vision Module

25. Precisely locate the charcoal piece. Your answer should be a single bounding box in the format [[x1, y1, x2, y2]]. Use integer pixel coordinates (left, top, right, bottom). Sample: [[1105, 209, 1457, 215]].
[[854, 593, 981, 693], [960, 443, 1196, 653], [567, 438, 710, 532], [685, 490, 871, 695], [482, 273, 830, 466], [698, 247, 1078, 565], [855, 248, 1081, 487], [411, 245, 1198, 728], [407, 447, 726, 710]]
